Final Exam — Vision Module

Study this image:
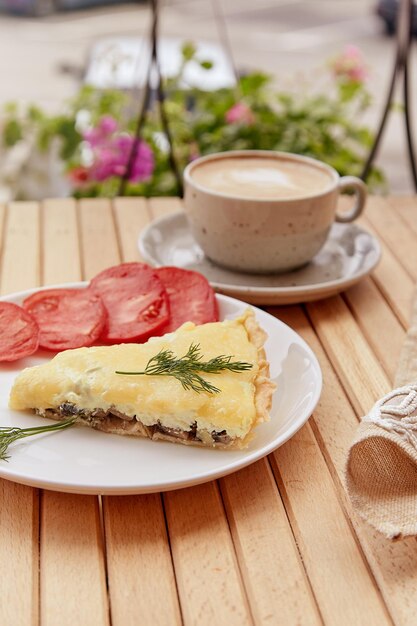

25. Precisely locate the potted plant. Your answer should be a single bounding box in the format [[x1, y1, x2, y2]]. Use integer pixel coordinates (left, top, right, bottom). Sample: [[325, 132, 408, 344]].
[[0, 43, 384, 200]]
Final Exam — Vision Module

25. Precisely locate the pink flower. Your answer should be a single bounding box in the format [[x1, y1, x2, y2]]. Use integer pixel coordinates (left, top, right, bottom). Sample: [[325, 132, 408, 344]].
[[189, 142, 200, 162], [82, 118, 155, 184], [225, 102, 255, 125], [83, 115, 118, 148], [90, 147, 119, 181], [331, 45, 368, 83], [90, 139, 155, 182], [118, 136, 155, 182]]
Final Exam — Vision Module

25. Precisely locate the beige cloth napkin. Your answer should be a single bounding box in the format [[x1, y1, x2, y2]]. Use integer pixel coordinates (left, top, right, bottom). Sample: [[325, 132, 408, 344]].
[[346, 288, 417, 540]]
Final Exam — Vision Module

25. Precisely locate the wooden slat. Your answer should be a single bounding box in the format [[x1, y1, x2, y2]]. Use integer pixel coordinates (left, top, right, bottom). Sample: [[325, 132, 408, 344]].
[[40, 198, 109, 626], [104, 495, 182, 626], [148, 197, 183, 220], [343, 278, 406, 381], [42, 198, 81, 285], [0, 479, 39, 626], [112, 197, 151, 262], [365, 196, 417, 280], [387, 196, 417, 237], [78, 198, 120, 278], [307, 295, 390, 415], [220, 459, 322, 626], [164, 482, 252, 626], [1, 201, 40, 294], [277, 304, 417, 626], [41, 495, 109, 626], [271, 421, 391, 626], [359, 214, 414, 329], [0, 202, 39, 626], [275, 306, 361, 489]]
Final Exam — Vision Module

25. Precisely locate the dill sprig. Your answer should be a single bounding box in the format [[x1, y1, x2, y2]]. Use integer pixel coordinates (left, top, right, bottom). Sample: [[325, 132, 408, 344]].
[[115, 343, 253, 394], [0, 417, 77, 462]]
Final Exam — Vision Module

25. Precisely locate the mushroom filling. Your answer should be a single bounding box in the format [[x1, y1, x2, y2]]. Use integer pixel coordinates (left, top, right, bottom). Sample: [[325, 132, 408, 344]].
[[36, 401, 232, 445]]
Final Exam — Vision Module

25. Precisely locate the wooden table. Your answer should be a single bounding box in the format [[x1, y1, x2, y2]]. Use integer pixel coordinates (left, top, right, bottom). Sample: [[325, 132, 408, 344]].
[[0, 195, 416, 626]]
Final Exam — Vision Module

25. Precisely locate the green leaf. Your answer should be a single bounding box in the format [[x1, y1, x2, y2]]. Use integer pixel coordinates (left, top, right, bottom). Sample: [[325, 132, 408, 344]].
[[4, 102, 18, 115], [239, 72, 271, 96], [181, 41, 197, 61], [27, 105, 44, 122], [3, 119, 23, 146], [200, 60, 213, 70]]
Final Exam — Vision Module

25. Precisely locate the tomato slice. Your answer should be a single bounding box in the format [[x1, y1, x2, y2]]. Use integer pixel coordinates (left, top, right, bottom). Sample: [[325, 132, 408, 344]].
[[90, 263, 170, 342], [155, 267, 219, 333], [23, 289, 106, 351], [0, 302, 39, 361]]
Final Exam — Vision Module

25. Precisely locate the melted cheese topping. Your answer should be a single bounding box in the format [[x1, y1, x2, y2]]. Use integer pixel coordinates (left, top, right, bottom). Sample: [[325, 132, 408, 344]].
[[9, 312, 264, 440]]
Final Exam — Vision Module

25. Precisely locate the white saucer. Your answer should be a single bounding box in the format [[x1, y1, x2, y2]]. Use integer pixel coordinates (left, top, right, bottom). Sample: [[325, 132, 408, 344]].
[[138, 212, 381, 305]]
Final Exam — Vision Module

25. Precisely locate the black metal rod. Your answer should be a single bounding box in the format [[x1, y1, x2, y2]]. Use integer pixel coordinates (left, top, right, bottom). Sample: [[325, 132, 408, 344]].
[[155, 72, 184, 196], [118, 0, 157, 196], [360, 50, 399, 182], [402, 32, 417, 190], [148, 0, 183, 195], [361, 0, 417, 190], [119, 0, 182, 197], [403, 66, 417, 190], [211, 0, 240, 88]]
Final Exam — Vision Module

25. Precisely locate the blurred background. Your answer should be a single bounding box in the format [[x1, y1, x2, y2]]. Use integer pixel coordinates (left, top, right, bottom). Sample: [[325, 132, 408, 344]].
[[0, 0, 413, 198]]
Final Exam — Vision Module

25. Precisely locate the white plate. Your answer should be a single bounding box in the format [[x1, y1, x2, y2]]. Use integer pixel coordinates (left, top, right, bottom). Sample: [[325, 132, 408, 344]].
[[138, 211, 381, 305], [0, 284, 322, 495]]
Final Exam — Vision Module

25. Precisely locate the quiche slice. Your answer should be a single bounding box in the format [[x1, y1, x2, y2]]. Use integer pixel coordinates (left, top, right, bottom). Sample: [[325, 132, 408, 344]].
[[9, 310, 276, 449]]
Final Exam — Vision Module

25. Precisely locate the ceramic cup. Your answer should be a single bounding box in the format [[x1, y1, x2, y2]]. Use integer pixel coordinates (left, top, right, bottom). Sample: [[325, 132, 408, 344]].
[[183, 150, 367, 274]]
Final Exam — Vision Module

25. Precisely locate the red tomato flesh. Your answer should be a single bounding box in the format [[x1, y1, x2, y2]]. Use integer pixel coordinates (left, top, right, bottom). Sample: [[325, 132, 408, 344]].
[[0, 302, 39, 361], [23, 289, 106, 351], [155, 267, 219, 333], [90, 263, 170, 342]]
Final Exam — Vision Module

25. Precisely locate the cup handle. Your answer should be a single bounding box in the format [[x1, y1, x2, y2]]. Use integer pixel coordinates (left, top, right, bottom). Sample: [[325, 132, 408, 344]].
[[335, 176, 367, 223]]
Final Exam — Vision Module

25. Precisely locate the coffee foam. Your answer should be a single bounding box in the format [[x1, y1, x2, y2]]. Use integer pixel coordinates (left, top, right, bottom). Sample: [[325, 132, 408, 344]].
[[191, 156, 332, 199]]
